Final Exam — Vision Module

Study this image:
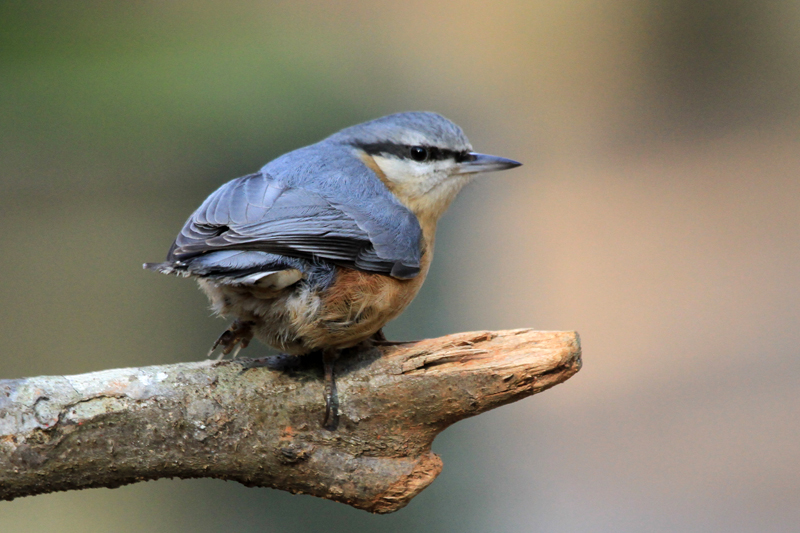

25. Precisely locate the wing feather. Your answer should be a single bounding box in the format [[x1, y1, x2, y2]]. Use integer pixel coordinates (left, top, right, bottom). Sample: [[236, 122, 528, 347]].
[[167, 171, 414, 277]]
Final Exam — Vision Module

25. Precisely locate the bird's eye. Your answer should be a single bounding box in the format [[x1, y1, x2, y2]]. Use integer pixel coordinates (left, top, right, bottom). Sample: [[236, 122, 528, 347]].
[[409, 146, 428, 162]]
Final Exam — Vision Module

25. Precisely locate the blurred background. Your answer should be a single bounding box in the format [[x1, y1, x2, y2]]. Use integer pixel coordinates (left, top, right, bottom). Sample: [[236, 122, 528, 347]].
[[1, 1, 799, 531]]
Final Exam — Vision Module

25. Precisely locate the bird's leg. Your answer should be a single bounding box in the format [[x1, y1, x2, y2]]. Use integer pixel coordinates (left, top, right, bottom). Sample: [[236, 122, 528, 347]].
[[209, 319, 255, 360], [322, 349, 340, 431]]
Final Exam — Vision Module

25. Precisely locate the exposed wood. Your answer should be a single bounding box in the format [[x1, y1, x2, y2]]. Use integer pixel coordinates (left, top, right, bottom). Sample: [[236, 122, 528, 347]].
[[0, 329, 581, 513]]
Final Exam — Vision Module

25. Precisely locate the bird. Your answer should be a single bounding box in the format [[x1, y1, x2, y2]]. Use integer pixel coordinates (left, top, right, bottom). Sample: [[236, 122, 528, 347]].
[[144, 111, 521, 429]]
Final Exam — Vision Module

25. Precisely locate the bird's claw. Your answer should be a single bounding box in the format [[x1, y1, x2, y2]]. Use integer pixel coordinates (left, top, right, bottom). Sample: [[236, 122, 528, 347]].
[[209, 320, 255, 360], [369, 328, 410, 347]]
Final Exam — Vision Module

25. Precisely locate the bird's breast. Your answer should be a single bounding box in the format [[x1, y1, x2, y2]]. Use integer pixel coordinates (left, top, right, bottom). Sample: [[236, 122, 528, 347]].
[[274, 229, 435, 352]]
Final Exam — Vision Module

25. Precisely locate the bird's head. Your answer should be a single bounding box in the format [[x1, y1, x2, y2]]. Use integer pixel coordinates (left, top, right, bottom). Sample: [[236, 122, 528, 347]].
[[328, 112, 521, 223]]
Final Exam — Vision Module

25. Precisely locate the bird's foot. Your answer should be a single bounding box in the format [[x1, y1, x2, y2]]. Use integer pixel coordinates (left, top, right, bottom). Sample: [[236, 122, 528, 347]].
[[322, 349, 340, 431], [368, 328, 410, 347], [209, 319, 255, 360]]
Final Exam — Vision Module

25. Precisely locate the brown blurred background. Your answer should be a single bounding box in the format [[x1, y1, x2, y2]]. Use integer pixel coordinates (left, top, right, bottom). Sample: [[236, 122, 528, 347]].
[[1, 1, 799, 531]]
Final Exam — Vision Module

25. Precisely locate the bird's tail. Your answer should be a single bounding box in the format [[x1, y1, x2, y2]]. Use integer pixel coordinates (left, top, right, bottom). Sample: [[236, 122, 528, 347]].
[[142, 261, 191, 277]]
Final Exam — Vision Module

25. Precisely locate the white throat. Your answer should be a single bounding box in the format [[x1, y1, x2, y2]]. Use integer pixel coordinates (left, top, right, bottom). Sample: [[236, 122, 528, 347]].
[[371, 154, 473, 221]]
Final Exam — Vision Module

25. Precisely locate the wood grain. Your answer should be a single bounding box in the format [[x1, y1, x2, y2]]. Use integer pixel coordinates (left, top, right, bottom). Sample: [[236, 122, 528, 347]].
[[0, 329, 581, 513]]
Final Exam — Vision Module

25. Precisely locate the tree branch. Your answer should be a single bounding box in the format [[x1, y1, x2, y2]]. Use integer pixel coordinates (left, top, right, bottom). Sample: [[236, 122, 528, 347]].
[[0, 329, 581, 513]]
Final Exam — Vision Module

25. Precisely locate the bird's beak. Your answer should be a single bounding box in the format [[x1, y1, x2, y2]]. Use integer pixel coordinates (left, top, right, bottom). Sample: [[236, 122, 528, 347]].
[[455, 152, 522, 175]]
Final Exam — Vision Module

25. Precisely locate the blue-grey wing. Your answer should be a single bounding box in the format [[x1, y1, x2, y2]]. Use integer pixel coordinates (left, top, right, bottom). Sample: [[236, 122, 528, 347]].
[[166, 172, 419, 278]]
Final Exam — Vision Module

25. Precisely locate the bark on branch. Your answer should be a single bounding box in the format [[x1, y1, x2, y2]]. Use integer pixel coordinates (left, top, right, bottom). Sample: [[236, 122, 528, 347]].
[[0, 329, 581, 513]]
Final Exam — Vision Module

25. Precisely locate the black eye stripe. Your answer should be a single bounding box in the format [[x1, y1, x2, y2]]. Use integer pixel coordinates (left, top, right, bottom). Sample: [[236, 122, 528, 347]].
[[356, 142, 469, 162]]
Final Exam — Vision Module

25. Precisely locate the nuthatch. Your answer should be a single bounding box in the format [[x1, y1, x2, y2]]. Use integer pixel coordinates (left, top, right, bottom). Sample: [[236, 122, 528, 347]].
[[145, 112, 520, 428]]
